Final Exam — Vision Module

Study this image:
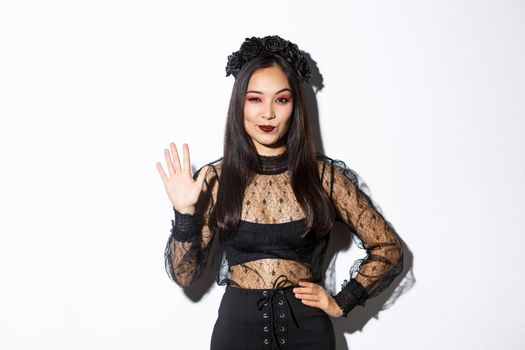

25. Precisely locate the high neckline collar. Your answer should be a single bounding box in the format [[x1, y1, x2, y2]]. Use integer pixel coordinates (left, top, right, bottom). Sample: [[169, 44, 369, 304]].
[[255, 149, 289, 175]]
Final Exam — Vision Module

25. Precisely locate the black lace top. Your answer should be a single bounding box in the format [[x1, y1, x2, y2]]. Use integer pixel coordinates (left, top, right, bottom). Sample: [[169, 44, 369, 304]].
[[164, 151, 404, 317]]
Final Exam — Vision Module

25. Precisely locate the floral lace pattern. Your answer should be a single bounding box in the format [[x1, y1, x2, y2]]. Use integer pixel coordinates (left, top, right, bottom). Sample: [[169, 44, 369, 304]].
[[164, 152, 403, 317]]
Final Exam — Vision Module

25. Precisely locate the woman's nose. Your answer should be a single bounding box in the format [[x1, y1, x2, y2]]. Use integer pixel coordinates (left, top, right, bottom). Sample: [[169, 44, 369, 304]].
[[261, 100, 276, 119], [262, 109, 276, 119]]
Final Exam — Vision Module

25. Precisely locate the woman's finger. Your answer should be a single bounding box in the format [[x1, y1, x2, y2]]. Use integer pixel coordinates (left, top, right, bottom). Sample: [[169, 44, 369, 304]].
[[164, 148, 176, 175], [294, 293, 319, 302], [170, 143, 182, 173], [195, 165, 209, 189], [156, 161, 168, 183], [293, 287, 312, 294], [183, 143, 191, 175], [293, 282, 319, 295], [298, 280, 317, 288], [300, 299, 321, 308]]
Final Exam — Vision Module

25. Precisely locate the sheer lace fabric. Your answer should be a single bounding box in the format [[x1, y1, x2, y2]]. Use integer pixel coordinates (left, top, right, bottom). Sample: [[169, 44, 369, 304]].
[[330, 159, 404, 292], [164, 151, 403, 317]]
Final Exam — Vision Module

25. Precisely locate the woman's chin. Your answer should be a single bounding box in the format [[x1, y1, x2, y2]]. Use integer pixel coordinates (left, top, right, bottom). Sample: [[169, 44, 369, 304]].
[[254, 141, 286, 153]]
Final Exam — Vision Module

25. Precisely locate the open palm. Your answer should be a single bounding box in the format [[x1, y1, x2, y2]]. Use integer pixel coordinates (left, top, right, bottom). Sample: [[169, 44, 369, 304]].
[[156, 142, 209, 214]]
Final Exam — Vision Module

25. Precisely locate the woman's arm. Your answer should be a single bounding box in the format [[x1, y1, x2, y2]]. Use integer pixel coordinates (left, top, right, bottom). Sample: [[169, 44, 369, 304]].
[[327, 158, 404, 317], [164, 165, 219, 288]]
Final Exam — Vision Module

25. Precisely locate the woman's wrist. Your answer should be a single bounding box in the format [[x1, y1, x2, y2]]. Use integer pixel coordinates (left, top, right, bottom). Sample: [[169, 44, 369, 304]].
[[328, 295, 344, 318], [173, 205, 196, 215]]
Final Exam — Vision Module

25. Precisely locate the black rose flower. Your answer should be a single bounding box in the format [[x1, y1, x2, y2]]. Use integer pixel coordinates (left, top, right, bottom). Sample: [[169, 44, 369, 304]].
[[262, 35, 287, 53], [295, 56, 312, 82], [284, 42, 299, 61], [239, 37, 263, 58], [225, 52, 244, 77]]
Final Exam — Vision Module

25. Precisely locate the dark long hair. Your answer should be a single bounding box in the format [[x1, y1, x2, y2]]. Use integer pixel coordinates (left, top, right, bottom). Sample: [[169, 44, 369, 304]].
[[208, 54, 335, 240]]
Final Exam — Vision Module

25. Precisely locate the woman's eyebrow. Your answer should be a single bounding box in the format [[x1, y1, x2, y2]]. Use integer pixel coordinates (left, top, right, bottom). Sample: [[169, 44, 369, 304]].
[[246, 88, 292, 95]]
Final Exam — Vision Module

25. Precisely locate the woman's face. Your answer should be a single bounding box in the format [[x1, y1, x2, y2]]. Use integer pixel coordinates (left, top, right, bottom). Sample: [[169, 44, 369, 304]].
[[243, 64, 294, 156]]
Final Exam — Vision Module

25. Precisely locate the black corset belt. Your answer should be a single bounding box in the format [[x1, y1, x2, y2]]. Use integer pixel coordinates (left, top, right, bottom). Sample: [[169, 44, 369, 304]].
[[256, 274, 300, 349]]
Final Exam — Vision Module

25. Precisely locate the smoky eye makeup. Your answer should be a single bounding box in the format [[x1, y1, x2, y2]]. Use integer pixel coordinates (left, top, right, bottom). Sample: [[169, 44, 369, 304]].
[[277, 93, 292, 102], [245, 93, 293, 103]]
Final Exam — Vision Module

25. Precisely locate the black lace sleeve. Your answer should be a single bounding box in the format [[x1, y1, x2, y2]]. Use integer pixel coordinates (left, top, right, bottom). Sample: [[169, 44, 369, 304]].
[[328, 159, 404, 317], [163, 164, 219, 288]]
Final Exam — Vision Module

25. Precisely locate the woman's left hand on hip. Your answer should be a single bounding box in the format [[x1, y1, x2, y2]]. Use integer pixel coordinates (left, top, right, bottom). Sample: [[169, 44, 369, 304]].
[[292, 280, 343, 318]]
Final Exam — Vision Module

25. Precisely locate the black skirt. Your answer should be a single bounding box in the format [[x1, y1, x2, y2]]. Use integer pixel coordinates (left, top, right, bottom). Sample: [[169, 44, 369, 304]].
[[210, 279, 336, 350]]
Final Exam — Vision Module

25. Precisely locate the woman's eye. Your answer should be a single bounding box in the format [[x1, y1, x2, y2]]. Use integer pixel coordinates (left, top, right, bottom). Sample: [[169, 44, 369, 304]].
[[247, 96, 290, 103]]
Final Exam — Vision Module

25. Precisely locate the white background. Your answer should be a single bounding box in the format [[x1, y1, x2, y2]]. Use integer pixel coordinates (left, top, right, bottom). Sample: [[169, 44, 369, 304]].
[[1, 0, 524, 349]]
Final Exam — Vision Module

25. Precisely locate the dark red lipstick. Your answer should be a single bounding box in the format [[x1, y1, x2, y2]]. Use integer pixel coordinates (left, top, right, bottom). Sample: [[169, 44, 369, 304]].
[[259, 125, 275, 132]]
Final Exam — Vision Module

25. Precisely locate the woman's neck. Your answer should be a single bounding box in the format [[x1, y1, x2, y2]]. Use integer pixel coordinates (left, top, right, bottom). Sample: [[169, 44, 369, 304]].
[[255, 149, 289, 175]]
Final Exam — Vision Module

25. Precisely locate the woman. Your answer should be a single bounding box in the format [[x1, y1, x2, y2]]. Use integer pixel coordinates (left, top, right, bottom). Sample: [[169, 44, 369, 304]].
[[157, 35, 404, 350]]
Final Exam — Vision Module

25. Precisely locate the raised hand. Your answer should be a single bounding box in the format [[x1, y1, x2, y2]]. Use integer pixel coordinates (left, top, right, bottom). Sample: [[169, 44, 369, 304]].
[[156, 142, 209, 215]]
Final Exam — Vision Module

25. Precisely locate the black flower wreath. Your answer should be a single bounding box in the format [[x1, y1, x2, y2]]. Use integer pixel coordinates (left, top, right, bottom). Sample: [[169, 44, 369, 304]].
[[225, 35, 312, 83]]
